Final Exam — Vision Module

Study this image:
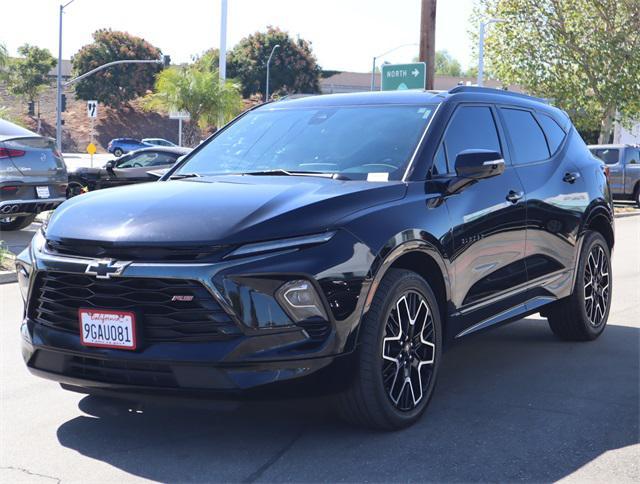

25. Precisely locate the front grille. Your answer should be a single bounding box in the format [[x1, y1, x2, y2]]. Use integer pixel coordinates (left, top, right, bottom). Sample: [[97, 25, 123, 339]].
[[45, 239, 228, 262], [30, 272, 242, 343]]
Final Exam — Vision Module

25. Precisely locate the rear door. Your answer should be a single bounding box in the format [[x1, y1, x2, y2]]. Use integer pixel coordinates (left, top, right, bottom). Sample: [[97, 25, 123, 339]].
[[623, 147, 640, 195], [499, 107, 586, 295]]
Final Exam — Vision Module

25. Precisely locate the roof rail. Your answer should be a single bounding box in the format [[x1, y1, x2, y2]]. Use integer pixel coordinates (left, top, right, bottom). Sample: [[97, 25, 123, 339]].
[[448, 86, 548, 104]]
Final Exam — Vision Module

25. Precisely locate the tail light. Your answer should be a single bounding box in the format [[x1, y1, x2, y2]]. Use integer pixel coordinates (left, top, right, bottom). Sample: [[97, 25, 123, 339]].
[[0, 147, 26, 158], [602, 165, 610, 180]]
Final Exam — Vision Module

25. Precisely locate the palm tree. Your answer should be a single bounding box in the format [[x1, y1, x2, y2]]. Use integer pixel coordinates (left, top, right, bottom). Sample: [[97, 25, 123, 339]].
[[144, 63, 243, 145]]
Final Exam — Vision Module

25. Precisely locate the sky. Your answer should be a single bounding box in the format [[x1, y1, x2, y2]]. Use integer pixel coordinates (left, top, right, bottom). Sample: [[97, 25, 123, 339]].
[[2, 0, 476, 73]]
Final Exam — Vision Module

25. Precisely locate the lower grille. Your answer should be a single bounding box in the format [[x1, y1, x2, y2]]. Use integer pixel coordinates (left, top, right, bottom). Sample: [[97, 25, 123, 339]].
[[33, 351, 178, 387], [30, 272, 241, 343], [297, 319, 331, 340]]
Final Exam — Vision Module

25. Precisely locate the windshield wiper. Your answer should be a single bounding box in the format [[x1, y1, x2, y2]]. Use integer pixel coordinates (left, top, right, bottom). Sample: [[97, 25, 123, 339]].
[[170, 172, 202, 179], [242, 169, 350, 180]]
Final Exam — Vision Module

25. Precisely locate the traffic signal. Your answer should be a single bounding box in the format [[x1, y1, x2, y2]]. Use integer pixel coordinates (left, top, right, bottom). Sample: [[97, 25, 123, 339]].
[[27, 101, 35, 116], [162, 54, 171, 68], [61, 94, 67, 112]]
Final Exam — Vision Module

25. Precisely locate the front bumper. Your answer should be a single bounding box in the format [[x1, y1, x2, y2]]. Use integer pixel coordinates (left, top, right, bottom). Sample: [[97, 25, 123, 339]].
[[18, 229, 371, 398]]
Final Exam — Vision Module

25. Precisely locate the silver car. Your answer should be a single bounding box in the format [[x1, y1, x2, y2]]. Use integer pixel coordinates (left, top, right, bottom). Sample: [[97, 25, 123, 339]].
[[589, 144, 640, 207], [0, 119, 68, 231]]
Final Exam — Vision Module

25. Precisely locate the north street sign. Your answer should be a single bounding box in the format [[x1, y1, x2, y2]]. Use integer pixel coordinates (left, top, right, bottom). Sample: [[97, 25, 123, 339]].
[[380, 62, 426, 91]]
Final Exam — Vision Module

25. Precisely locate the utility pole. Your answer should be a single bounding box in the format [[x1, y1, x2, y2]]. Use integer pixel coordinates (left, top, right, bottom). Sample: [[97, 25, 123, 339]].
[[418, 0, 437, 90], [265, 44, 280, 102], [478, 18, 506, 87]]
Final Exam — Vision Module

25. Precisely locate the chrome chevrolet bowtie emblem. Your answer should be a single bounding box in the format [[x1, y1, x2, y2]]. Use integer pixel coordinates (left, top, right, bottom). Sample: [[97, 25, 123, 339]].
[[85, 259, 130, 279]]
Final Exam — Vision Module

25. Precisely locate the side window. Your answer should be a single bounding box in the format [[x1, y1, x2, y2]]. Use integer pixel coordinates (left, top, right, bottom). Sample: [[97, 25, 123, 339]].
[[625, 148, 639, 165], [118, 152, 158, 168], [432, 144, 448, 175], [591, 148, 620, 165], [150, 153, 178, 166], [537, 113, 566, 155], [501, 108, 550, 164], [442, 106, 501, 171]]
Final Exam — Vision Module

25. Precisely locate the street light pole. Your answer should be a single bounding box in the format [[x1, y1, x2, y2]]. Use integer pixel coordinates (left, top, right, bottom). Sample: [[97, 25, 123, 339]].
[[56, 0, 76, 152], [265, 44, 280, 102], [477, 18, 506, 87], [370, 43, 418, 91], [219, 0, 227, 81]]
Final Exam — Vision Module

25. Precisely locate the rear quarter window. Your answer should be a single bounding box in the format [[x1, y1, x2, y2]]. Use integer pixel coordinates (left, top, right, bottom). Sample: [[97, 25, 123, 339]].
[[501, 108, 550, 164], [537, 114, 566, 155]]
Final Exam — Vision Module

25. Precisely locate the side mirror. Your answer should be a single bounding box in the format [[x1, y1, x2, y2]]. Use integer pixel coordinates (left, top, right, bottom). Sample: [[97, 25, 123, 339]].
[[105, 160, 115, 172], [455, 149, 505, 180]]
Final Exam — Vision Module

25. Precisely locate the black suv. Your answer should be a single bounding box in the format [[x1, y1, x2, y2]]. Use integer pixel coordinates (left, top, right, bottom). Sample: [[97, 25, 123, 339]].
[[17, 87, 614, 430]]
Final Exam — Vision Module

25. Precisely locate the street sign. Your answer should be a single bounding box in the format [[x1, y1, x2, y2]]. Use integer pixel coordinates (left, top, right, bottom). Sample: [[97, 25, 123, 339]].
[[169, 111, 190, 120], [380, 62, 426, 91], [87, 100, 98, 118], [86, 142, 96, 155]]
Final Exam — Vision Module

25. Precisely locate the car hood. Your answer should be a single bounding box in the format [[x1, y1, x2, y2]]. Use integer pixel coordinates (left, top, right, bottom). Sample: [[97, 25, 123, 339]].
[[46, 176, 407, 245]]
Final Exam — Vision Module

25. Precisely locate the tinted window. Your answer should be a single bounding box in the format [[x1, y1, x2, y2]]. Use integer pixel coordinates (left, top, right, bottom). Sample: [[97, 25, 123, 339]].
[[501, 108, 550, 164], [117, 152, 170, 168], [538, 114, 566, 154], [432, 144, 448, 175], [442, 106, 501, 169], [590, 148, 620, 165], [150, 153, 178, 166]]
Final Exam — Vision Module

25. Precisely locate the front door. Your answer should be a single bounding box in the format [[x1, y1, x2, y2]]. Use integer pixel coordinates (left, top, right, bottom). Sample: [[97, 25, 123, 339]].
[[437, 104, 528, 338]]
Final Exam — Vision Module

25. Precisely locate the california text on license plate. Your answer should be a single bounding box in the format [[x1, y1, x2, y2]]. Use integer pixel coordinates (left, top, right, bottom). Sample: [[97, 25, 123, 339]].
[[36, 186, 50, 198], [79, 309, 137, 350]]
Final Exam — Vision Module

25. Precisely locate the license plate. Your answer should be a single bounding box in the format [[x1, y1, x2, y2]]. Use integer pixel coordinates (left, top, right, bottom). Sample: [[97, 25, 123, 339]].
[[79, 309, 137, 350], [36, 186, 50, 198]]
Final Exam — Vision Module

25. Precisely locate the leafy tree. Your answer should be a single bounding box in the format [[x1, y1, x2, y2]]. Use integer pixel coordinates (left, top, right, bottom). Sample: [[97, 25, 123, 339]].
[[435, 50, 462, 77], [0, 43, 8, 69], [143, 63, 243, 145], [72, 29, 162, 107], [7, 44, 56, 103], [223, 26, 321, 98], [473, 0, 640, 143]]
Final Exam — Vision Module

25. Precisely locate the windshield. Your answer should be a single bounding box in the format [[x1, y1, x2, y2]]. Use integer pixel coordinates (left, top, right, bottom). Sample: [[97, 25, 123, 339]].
[[176, 104, 436, 180]]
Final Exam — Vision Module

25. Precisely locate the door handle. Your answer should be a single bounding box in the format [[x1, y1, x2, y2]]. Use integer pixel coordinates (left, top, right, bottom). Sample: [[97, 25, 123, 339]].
[[563, 172, 580, 184], [506, 190, 524, 203]]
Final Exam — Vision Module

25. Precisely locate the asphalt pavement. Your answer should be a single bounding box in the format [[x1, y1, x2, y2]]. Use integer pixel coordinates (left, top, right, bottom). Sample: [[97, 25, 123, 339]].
[[0, 217, 638, 483]]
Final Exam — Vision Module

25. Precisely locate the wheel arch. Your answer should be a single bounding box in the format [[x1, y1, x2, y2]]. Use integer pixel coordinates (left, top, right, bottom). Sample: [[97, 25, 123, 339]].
[[583, 205, 614, 251], [361, 238, 451, 338]]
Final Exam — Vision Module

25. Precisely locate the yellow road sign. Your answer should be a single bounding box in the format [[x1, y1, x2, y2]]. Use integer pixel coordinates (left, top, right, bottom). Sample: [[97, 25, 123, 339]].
[[87, 142, 97, 155]]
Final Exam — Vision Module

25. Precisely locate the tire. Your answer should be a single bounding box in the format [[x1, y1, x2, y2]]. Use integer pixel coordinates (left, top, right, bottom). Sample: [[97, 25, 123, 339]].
[[67, 179, 88, 198], [0, 214, 37, 231], [546, 231, 612, 341], [335, 269, 442, 430], [634, 185, 640, 208], [113, 148, 124, 157]]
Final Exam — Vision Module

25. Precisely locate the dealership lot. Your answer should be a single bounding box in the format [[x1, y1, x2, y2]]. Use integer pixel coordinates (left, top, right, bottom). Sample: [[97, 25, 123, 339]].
[[1, 216, 638, 483]]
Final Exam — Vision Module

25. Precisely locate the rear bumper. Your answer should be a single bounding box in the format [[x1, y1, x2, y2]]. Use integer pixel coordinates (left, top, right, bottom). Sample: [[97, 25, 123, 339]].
[[0, 197, 66, 216]]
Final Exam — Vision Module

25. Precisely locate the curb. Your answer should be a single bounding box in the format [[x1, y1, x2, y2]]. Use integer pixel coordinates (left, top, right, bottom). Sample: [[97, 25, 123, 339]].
[[0, 270, 17, 285]]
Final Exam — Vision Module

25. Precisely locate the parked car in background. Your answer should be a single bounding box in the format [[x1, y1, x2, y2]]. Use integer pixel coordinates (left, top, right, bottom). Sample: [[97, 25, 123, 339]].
[[142, 138, 176, 147], [67, 146, 190, 196], [108, 138, 178, 157], [18, 88, 614, 430], [589, 144, 640, 206], [0, 119, 67, 231]]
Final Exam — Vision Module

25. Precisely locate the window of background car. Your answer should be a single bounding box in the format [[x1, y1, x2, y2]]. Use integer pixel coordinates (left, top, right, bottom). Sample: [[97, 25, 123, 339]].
[[432, 143, 448, 175], [439, 105, 502, 174], [117, 152, 171, 168], [625, 148, 639, 164], [537, 113, 566, 155], [176, 105, 436, 180], [590, 148, 620, 165], [501, 108, 550, 164]]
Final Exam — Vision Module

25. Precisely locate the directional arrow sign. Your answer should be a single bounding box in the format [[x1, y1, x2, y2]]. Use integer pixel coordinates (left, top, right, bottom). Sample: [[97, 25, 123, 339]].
[[380, 62, 426, 91]]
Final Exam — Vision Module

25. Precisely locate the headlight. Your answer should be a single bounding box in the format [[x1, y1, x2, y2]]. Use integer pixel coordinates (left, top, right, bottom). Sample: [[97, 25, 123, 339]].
[[225, 232, 336, 259], [275, 279, 328, 322]]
